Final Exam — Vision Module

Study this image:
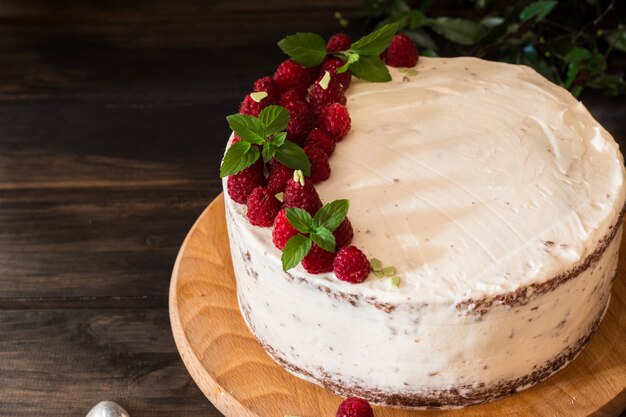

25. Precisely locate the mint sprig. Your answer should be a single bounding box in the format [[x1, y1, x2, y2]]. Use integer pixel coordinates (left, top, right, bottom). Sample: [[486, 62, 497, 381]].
[[280, 199, 350, 271], [220, 105, 311, 178], [277, 23, 400, 83]]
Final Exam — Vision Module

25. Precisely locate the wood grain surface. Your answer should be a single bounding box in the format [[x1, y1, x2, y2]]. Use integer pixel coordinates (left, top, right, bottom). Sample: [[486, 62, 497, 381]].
[[170, 194, 626, 417]]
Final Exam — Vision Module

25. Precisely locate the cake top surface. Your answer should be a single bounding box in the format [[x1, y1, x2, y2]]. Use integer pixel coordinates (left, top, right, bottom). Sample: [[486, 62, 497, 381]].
[[232, 56, 626, 303]]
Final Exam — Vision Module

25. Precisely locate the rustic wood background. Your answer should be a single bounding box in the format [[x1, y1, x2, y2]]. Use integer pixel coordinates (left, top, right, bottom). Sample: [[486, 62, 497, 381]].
[[0, 1, 624, 416]]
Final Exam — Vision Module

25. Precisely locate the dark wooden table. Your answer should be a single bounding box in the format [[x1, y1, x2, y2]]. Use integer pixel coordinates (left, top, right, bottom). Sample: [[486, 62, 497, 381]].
[[0, 2, 624, 416]]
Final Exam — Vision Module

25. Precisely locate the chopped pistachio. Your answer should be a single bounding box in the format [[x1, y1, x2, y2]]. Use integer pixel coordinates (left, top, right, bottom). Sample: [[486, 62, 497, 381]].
[[250, 91, 268, 103], [390, 276, 401, 288], [382, 266, 396, 276], [374, 270, 385, 278], [275, 192, 284, 202], [319, 71, 331, 90], [369, 258, 383, 271], [406, 68, 418, 76]]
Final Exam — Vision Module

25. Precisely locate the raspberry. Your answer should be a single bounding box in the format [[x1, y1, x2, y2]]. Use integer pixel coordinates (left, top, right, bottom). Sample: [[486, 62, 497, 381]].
[[327, 33, 352, 53], [227, 159, 265, 204], [280, 89, 307, 105], [304, 144, 331, 183], [319, 103, 351, 141], [321, 57, 352, 91], [246, 186, 281, 227], [253, 76, 281, 104], [239, 94, 269, 116], [383, 34, 419, 67], [334, 218, 354, 248], [266, 159, 294, 195], [309, 75, 345, 114], [302, 243, 335, 274], [333, 246, 370, 284], [283, 99, 312, 140], [231, 134, 242, 145], [283, 177, 323, 215], [305, 128, 335, 156], [272, 209, 299, 250], [336, 397, 374, 417], [273, 59, 310, 94]]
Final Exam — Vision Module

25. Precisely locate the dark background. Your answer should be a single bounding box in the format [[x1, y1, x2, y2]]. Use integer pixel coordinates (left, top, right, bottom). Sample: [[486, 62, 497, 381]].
[[0, 1, 624, 416]]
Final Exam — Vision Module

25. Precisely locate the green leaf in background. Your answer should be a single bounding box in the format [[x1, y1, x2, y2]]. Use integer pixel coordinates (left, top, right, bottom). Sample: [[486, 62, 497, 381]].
[[219, 142, 260, 178], [313, 199, 349, 231], [408, 10, 427, 29], [349, 55, 392, 82], [563, 47, 593, 64], [226, 114, 266, 144], [521, 44, 557, 83], [519, 1, 557, 22], [350, 22, 400, 55], [404, 30, 438, 50], [278, 32, 328, 67], [281, 235, 313, 271], [428, 17, 485, 46], [285, 207, 314, 234], [274, 141, 311, 177], [310, 228, 336, 253], [258, 105, 290, 136], [604, 30, 626, 53]]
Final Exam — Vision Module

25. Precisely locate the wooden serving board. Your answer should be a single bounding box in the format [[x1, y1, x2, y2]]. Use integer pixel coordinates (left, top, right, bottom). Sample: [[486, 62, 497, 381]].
[[169, 194, 626, 417]]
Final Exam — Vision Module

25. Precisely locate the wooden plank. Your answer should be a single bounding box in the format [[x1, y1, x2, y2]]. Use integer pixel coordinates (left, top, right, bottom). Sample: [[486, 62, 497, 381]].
[[0, 308, 219, 417]]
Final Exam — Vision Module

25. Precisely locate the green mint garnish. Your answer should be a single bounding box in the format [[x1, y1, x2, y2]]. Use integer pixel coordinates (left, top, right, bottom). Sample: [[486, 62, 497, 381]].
[[319, 71, 331, 90], [249, 91, 268, 103], [277, 22, 400, 83], [220, 105, 311, 178], [390, 276, 401, 288], [281, 200, 350, 271]]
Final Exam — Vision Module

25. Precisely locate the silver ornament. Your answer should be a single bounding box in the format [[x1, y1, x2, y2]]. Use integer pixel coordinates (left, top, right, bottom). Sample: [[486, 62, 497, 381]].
[[85, 401, 130, 417]]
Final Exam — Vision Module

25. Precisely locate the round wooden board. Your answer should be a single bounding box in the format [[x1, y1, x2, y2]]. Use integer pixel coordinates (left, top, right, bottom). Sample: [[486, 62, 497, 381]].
[[169, 194, 626, 417]]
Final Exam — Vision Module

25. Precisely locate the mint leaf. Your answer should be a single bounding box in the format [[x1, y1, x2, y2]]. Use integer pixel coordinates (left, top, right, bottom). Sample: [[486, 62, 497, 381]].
[[337, 52, 359, 74], [285, 207, 314, 234], [226, 114, 265, 144], [274, 141, 311, 177], [428, 18, 484, 46], [219, 141, 260, 177], [350, 22, 399, 56], [262, 142, 275, 163], [259, 105, 290, 136], [310, 227, 336, 253], [281, 235, 312, 270], [349, 55, 391, 82], [313, 199, 349, 231], [563, 47, 592, 65], [519, 1, 557, 22], [278, 32, 328, 67], [269, 131, 287, 147]]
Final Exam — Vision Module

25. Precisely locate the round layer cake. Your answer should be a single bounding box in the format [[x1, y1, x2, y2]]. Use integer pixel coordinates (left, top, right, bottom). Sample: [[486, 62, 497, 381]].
[[223, 57, 625, 408]]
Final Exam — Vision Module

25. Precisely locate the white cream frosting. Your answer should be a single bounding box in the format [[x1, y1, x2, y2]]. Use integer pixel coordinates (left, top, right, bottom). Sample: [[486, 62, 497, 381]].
[[223, 57, 625, 406]]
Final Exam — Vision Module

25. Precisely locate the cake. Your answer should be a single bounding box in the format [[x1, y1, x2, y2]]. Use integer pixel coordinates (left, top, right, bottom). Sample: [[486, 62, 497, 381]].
[[222, 53, 625, 407]]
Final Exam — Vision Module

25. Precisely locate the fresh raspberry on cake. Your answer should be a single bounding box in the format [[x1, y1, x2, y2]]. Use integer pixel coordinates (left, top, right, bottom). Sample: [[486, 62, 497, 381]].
[[333, 246, 370, 284], [309, 75, 346, 114], [334, 218, 354, 248], [279, 88, 307, 105], [266, 159, 294, 195], [321, 57, 352, 91], [231, 134, 242, 145], [283, 175, 323, 215], [305, 128, 335, 156], [319, 102, 351, 141], [252, 76, 281, 104], [226, 159, 265, 204], [336, 397, 374, 417], [239, 93, 269, 116], [273, 59, 310, 94], [301, 243, 335, 274], [272, 209, 299, 250], [304, 144, 331, 183], [327, 33, 352, 53], [246, 186, 281, 227], [283, 99, 312, 140], [383, 34, 419, 67]]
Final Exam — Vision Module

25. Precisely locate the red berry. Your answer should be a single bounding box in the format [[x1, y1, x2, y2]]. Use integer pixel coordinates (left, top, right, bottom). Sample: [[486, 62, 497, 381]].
[[283, 99, 312, 140], [302, 243, 335, 274], [333, 246, 370, 284], [321, 57, 352, 91], [334, 218, 354, 248], [309, 75, 345, 114], [273, 59, 310, 94], [231, 134, 242, 145], [253, 76, 281, 104], [383, 34, 419, 67], [246, 186, 281, 227], [280, 89, 307, 105], [239, 94, 269, 116], [304, 144, 331, 183], [266, 159, 294, 195], [319, 103, 351, 141], [227, 160, 265, 204], [283, 177, 323, 215], [305, 128, 335, 156], [327, 33, 352, 53], [336, 397, 374, 417], [272, 209, 299, 250]]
